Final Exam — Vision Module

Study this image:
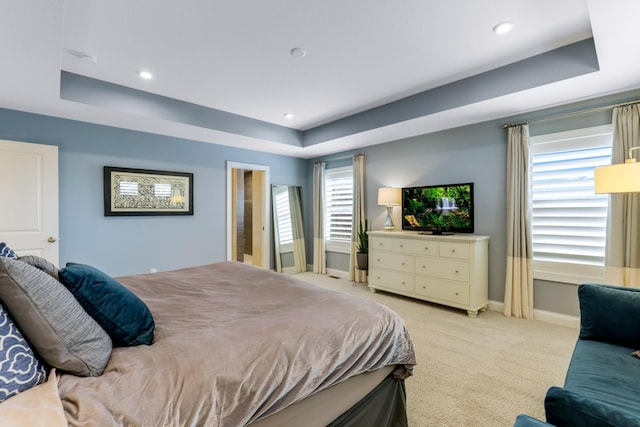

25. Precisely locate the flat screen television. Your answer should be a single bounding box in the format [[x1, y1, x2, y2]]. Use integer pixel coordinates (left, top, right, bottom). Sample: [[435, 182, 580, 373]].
[[401, 182, 474, 234]]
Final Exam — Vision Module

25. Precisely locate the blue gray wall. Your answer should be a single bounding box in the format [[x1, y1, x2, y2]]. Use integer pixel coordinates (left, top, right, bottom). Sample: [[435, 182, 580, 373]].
[[0, 108, 306, 277], [310, 88, 640, 317], [2, 86, 639, 317]]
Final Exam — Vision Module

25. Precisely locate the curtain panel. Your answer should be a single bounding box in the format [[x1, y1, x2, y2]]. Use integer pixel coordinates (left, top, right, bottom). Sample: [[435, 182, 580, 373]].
[[504, 124, 534, 319], [313, 162, 326, 274], [605, 104, 640, 286], [350, 154, 366, 283]]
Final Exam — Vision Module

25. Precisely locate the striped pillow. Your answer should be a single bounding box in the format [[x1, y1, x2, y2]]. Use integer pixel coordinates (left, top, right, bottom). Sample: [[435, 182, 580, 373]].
[[0, 257, 112, 376]]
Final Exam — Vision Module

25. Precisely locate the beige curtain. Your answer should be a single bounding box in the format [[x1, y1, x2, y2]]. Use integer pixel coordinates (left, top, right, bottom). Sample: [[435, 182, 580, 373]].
[[504, 124, 534, 319], [349, 154, 367, 283], [604, 104, 640, 286], [289, 186, 307, 273], [312, 162, 326, 274]]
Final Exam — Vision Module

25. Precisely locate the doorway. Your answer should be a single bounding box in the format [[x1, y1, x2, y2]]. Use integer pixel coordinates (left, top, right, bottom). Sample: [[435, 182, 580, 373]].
[[226, 162, 270, 269]]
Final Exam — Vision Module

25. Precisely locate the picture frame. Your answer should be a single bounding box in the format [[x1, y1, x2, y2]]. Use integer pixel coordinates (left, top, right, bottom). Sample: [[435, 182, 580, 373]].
[[104, 166, 194, 216]]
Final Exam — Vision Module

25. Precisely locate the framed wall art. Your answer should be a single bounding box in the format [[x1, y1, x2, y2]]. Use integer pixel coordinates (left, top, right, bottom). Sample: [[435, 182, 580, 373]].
[[104, 166, 194, 216]]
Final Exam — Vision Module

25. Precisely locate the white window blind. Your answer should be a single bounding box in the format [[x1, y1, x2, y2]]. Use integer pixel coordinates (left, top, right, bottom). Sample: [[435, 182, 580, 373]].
[[324, 166, 353, 253], [531, 125, 612, 284], [273, 185, 293, 252]]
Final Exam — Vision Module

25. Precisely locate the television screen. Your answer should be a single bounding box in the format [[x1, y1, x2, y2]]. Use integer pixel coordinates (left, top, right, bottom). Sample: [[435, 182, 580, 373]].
[[402, 183, 474, 234]]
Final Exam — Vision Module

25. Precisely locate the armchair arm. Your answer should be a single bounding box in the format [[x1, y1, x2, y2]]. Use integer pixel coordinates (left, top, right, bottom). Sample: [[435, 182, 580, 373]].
[[578, 283, 640, 348], [513, 414, 552, 426], [545, 387, 640, 427]]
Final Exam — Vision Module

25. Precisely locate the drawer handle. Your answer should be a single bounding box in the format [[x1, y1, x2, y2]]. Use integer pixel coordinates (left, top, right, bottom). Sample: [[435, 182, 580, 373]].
[[401, 262, 405, 266], [377, 258, 381, 262], [425, 247, 429, 250], [455, 292, 459, 296], [399, 244, 404, 248], [455, 270, 460, 274], [422, 286, 426, 289], [451, 249, 456, 253], [422, 265, 426, 269], [402, 282, 406, 285], [377, 276, 381, 280], [379, 242, 383, 246]]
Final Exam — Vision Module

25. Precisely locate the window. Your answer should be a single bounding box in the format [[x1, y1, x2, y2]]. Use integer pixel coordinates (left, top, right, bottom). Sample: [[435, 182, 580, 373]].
[[324, 166, 353, 253], [273, 185, 293, 252], [530, 125, 612, 284]]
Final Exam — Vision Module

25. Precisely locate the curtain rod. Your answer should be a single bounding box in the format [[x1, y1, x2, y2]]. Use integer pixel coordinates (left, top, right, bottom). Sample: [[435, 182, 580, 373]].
[[313, 152, 364, 164], [502, 99, 640, 129]]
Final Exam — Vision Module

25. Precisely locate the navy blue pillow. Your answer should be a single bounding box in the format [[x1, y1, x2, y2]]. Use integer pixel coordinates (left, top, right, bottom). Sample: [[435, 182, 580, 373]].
[[0, 304, 46, 402], [58, 263, 155, 347]]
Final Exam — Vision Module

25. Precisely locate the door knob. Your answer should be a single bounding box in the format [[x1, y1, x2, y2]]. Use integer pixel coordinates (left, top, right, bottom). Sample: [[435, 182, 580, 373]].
[[47, 237, 57, 243]]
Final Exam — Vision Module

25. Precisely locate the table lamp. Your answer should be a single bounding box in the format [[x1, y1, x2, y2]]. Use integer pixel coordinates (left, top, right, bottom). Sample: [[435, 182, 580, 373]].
[[378, 187, 401, 231]]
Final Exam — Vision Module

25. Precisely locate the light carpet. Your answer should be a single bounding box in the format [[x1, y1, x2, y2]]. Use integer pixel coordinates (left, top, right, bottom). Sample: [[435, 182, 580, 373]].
[[293, 272, 577, 427]]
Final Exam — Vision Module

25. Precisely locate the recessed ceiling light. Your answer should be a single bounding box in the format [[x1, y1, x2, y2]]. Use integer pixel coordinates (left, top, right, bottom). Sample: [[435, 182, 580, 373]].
[[137, 70, 153, 80], [290, 47, 306, 58], [493, 21, 514, 35], [284, 113, 295, 119]]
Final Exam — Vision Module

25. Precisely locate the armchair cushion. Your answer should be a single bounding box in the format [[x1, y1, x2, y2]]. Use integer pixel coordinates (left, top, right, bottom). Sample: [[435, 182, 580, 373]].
[[545, 387, 640, 427], [578, 283, 640, 348]]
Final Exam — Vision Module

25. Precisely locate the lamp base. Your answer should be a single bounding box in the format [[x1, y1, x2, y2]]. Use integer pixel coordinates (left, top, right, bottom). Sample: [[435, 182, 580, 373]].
[[383, 206, 395, 231]]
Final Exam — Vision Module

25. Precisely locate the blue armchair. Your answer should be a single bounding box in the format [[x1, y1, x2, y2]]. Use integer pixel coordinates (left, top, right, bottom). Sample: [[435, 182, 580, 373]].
[[544, 283, 640, 427]]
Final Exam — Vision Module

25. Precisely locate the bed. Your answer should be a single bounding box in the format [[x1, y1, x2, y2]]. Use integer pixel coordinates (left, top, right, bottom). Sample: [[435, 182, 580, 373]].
[[48, 261, 417, 426]]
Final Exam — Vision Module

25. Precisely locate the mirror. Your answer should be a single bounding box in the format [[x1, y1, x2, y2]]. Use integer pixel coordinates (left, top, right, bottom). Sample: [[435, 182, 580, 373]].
[[272, 185, 306, 273]]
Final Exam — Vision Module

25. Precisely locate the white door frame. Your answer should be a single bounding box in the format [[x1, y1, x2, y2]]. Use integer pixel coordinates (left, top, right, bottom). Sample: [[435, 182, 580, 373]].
[[226, 161, 271, 268]]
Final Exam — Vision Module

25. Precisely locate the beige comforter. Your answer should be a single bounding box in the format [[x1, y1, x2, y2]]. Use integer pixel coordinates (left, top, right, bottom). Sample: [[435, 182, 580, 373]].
[[57, 262, 416, 426]]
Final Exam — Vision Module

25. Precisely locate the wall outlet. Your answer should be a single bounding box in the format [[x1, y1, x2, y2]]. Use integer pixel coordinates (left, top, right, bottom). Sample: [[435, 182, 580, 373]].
[[150, 268, 157, 273]]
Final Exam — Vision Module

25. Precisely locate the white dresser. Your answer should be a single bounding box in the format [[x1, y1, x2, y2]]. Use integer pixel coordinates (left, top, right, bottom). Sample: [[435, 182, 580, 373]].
[[368, 231, 490, 317]]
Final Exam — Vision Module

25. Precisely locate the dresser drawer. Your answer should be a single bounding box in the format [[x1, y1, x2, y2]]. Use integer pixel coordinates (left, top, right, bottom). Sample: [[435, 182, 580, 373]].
[[439, 242, 470, 260], [370, 236, 393, 252], [416, 257, 470, 282], [370, 252, 414, 273], [415, 276, 470, 305], [370, 269, 414, 293], [393, 239, 438, 256]]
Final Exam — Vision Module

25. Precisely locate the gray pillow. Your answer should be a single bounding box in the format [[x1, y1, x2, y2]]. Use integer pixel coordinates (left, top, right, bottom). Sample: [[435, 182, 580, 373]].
[[17, 255, 59, 280], [0, 257, 112, 376]]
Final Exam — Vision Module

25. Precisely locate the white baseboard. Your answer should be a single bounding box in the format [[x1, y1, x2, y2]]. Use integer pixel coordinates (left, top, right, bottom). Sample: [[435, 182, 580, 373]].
[[487, 300, 579, 329]]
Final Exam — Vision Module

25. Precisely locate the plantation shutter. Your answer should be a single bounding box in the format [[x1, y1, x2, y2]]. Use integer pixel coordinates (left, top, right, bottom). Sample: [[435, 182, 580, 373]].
[[324, 166, 354, 245], [531, 125, 612, 280]]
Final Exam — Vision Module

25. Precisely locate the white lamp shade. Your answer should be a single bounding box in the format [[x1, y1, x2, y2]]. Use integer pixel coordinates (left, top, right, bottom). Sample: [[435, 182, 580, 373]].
[[378, 187, 401, 206], [594, 161, 640, 194]]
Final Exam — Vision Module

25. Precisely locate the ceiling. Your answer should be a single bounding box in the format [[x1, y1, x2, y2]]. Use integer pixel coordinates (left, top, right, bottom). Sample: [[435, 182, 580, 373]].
[[2, 0, 640, 158]]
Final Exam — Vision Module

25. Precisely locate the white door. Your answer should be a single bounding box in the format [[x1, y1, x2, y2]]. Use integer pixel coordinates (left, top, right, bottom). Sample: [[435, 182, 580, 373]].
[[0, 140, 59, 266]]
